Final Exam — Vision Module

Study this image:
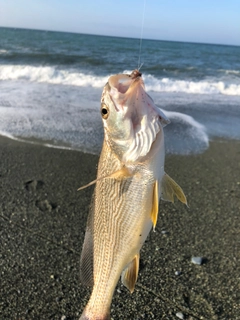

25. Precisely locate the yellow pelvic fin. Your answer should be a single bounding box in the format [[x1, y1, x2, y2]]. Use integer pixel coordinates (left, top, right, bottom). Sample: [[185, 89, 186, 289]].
[[151, 180, 159, 231], [77, 166, 133, 191], [121, 254, 140, 294], [161, 173, 188, 206]]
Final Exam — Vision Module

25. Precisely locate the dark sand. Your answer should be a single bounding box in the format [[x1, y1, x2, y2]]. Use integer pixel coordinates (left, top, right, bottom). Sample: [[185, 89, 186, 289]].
[[0, 136, 239, 320]]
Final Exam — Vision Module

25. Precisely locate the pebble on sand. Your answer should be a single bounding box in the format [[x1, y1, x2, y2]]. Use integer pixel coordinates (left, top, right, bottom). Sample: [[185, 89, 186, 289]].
[[191, 257, 203, 265], [176, 311, 185, 319]]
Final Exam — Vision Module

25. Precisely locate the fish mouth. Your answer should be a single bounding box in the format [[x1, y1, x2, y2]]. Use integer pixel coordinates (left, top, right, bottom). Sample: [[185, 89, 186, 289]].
[[107, 70, 169, 125], [104, 71, 143, 113], [114, 69, 142, 94], [130, 69, 142, 79], [108, 71, 140, 94]]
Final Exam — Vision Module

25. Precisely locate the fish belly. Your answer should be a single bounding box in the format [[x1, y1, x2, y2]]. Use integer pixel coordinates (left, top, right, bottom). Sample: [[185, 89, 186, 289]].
[[81, 143, 154, 318]]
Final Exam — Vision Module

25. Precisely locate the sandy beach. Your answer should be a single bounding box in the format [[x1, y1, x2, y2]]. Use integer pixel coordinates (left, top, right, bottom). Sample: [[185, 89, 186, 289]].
[[0, 136, 239, 320]]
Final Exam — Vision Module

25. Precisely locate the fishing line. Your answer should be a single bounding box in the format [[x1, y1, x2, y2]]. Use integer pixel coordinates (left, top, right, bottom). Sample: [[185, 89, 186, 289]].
[[138, 0, 146, 70]]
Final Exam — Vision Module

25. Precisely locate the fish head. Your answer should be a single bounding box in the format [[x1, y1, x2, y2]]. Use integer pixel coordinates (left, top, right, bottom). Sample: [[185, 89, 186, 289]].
[[100, 70, 170, 163]]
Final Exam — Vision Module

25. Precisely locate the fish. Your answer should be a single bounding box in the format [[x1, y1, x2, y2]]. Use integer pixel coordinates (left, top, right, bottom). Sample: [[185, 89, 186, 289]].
[[79, 69, 187, 320]]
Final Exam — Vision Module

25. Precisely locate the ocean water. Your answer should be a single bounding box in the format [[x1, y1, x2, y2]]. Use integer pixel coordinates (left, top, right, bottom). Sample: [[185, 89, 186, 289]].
[[0, 27, 240, 155]]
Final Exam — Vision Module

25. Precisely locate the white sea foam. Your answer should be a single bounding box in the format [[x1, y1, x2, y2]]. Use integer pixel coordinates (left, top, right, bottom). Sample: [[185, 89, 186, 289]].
[[0, 65, 108, 87], [0, 130, 77, 151], [164, 110, 208, 142], [1, 65, 240, 96], [220, 69, 240, 75], [162, 110, 209, 154], [143, 74, 240, 96], [0, 130, 19, 141]]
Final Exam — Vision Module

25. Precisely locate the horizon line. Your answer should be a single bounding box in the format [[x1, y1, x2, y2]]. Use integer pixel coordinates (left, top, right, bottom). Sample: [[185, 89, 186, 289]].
[[1, 25, 239, 48]]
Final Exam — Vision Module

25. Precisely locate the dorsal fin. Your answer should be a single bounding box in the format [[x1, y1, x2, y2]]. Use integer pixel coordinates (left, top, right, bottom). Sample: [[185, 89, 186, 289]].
[[80, 193, 95, 287]]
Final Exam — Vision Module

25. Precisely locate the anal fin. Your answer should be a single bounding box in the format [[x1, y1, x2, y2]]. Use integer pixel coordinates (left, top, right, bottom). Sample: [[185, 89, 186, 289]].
[[161, 173, 188, 205], [121, 254, 140, 293], [151, 180, 159, 231]]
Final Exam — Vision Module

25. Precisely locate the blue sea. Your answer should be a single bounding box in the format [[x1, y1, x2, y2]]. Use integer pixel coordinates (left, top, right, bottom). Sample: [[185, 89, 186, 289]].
[[0, 27, 240, 155]]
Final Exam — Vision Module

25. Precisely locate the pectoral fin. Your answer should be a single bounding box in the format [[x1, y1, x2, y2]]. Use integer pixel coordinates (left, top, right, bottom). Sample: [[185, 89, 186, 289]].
[[161, 173, 187, 205], [78, 166, 133, 191], [108, 166, 133, 180], [121, 254, 140, 293], [77, 178, 99, 191], [151, 180, 159, 231]]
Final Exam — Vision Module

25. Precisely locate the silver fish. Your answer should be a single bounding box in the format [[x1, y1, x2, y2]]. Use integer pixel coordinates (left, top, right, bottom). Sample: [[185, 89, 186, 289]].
[[79, 70, 187, 319]]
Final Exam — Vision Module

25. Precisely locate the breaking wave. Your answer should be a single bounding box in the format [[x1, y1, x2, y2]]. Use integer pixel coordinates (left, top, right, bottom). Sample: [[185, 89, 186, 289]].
[[144, 75, 240, 96], [1, 64, 240, 96], [162, 110, 209, 154], [0, 65, 108, 87], [0, 49, 8, 54]]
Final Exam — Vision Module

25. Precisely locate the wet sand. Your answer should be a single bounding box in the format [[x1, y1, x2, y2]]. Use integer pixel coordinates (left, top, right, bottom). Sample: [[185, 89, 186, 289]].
[[0, 136, 239, 320]]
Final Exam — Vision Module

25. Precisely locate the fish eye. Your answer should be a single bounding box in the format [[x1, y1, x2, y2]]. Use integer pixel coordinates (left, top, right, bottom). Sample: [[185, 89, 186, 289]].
[[101, 104, 109, 119]]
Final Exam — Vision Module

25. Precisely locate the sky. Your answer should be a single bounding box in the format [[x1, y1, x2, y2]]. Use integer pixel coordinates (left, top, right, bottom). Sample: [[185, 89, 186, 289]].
[[0, 0, 240, 46]]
